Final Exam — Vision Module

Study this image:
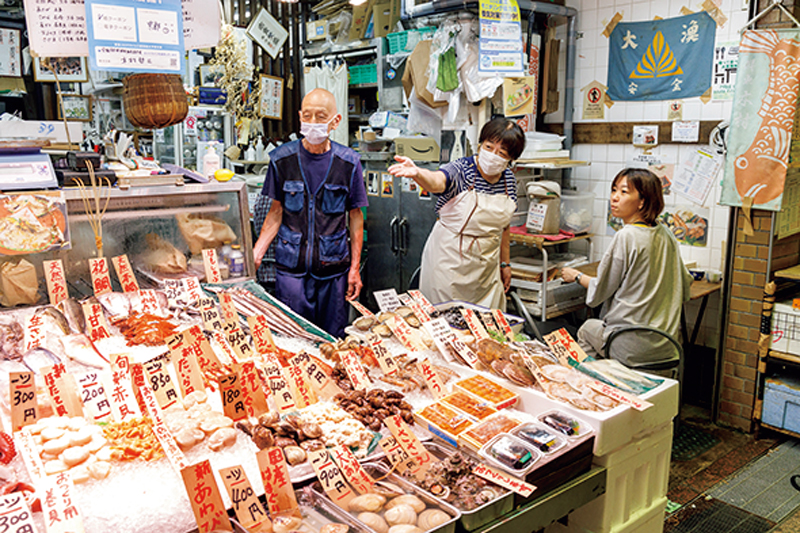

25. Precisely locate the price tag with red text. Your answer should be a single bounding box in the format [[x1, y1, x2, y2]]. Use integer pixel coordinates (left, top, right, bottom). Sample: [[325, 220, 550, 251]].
[[105, 354, 142, 421], [329, 445, 375, 494], [518, 351, 550, 389], [587, 380, 652, 411], [219, 372, 248, 421], [202, 249, 222, 284], [492, 309, 515, 339], [373, 289, 403, 312], [14, 429, 45, 480], [348, 300, 374, 317], [480, 311, 501, 338], [0, 490, 38, 533], [143, 357, 181, 410], [248, 315, 277, 357], [112, 254, 139, 293], [88, 257, 113, 295], [200, 298, 224, 331], [365, 333, 398, 376], [543, 328, 589, 364], [42, 364, 83, 418], [183, 276, 204, 304], [181, 460, 232, 532], [218, 292, 238, 326], [379, 435, 418, 474], [24, 313, 45, 352], [308, 449, 356, 508], [409, 290, 437, 316], [284, 363, 315, 408], [165, 327, 207, 398], [43, 259, 68, 305], [290, 352, 343, 401], [163, 278, 189, 308], [473, 463, 536, 497], [256, 447, 299, 517], [340, 350, 371, 391], [139, 375, 189, 472], [260, 353, 296, 414], [385, 315, 427, 352], [235, 360, 269, 417], [226, 322, 256, 362], [10, 372, 37, 431], [82, 302, 112, 342], [461, 309, 490, 342], [40, 473, 85, 533], [416, 358, 446, 399], [75, 371, 112, 423], [384, 414, 432, 478], [220, 465, 270, 532], [137, 290, 162, 315]]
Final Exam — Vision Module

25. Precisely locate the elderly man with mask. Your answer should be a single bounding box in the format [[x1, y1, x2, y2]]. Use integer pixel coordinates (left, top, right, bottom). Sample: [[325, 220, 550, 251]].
[[253, 88, 368, 337]]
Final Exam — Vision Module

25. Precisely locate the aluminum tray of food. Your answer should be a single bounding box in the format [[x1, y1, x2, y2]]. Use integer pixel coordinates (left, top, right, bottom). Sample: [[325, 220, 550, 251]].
[[268, 486, 377, 533], [392, 441, 514, 532], [311, 462, 461, 533], [430, 300, 524, 335]]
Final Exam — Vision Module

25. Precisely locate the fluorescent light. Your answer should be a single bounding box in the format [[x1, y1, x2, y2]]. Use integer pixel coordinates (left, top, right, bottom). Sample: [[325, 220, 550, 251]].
[[349, 0, 367, 5]]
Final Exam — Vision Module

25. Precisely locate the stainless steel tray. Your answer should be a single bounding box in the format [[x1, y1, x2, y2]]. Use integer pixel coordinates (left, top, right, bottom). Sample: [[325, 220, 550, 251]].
[[311, 462, 461, 533]]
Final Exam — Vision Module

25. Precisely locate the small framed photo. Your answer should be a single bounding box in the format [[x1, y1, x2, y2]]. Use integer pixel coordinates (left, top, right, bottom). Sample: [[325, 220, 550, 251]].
[[33, 57, 89, 83], [58, 94, 92, 122], [258, 74, 284, 120], [199, 64, 224, 87], [0, 28, 22, 77]]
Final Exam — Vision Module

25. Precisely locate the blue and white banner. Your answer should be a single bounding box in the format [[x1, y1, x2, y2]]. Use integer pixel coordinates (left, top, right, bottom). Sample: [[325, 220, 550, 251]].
[[607, 12, 715, 101]]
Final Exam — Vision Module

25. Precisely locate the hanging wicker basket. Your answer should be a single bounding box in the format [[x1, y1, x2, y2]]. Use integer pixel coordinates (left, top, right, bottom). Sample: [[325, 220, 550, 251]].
[[123, 73, 189, 130]]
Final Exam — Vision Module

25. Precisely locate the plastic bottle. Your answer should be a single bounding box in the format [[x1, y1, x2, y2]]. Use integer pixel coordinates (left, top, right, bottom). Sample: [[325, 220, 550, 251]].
[[219, 241, 233, 266], [255, 136, 265, 161], [244, 144, 256, 161], [228, 244, 245, 277], [202, 146, 220, 180]]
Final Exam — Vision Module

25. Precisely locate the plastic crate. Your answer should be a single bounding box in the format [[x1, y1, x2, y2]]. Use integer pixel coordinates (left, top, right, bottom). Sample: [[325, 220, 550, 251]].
[[386, 26, 436, 54], [348, 63, 377, 85]]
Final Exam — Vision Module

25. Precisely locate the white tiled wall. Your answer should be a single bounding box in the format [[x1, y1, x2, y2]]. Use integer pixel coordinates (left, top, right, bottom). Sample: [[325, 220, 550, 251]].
[[545, 0, 749, 347]]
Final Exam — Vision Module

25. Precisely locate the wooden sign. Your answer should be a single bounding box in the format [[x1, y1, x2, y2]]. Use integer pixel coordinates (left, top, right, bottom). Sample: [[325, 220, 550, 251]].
[[260, 354, 296, 414], [290, 352, 343, 401], [75, 370, 112, 423], [202, 248, 222, 284], [308, 449, 356, 508], [163, 278, 189, 309], [200, 298, 224, 331], [40, 473, 85, 533], [256, 447, 299, 517], [473, 463, 535, 497], [348, 300, 374, 317], [384, 414, 432, 477], [9, 372, 37, 431], [340, 350, 371, 391], [138, 380, 188, 472], [385, 315, 427, 352], [423, 318, 464, 365], [373, 289, 403, 312], [0, 491, 38, 533], [165, 326, 211, 398], [181, 460, 232, 532], [42, 364, 83, 418], [416, 358, 446, 399], [88, 257, 113, 295], [23, 313, 45, 352], [182, 276, 204, 304], [409, 290, 437, 316], [138, 290, 162, 315], [220, 465, 271, 532], [218, 292, 238, 326], [143, 357, 181, 409], [492, 309, 515, 339], [379, 435, 418, 474], [248, 315, 277, 357], [235, 360, 269, 417], [543, 328, 589, 364], [461, 309, 490, 342], [329, 445, 375, 494], [284, 363, 315, 408], [366, 333, 398, 376], [405, 298, 431, 323], [219, 372, 248, 421], [106, 354, 142, 421], [112, 254, 139, 293], [14, 429, 45, 481], [480, 311, 501, 338], [43, 259, 68, 305], [212, 331, 240, 365], [82, 302, 111, 342], [226, 323, 256, 362]]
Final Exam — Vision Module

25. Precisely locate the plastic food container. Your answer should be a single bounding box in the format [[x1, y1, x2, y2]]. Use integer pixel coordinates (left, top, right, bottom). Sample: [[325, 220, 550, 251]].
[[511, 422, 566, 455], [479, 434, 541, 477], [440, 391, 497, 421], [560, 191, 595, 234], [454, 375, 519, 410], [415, 401, 475, 447], [458, 412, 522, 452], [537, 410, 593, 439]]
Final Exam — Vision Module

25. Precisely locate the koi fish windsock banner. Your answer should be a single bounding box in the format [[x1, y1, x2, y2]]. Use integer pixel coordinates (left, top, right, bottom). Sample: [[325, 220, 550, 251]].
[[721, 30, 800, 211], [606, 13, 715, 101]]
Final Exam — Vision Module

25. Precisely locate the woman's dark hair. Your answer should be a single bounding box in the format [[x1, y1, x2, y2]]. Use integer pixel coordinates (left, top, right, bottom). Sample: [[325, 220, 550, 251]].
[[612, 168, 664, 225], [478, 118, 526, 161]]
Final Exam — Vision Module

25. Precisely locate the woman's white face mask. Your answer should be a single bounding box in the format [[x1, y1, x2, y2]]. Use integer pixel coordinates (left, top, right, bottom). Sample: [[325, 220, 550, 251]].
[[478, 147, 509, 176], [300, 117, 336, 144]]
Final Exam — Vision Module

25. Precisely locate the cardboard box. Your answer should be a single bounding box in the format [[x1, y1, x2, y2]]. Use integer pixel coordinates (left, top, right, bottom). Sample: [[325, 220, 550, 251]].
[[306, 19, 327, 41], [347, 95, 362, 114], [402, 40, 448, 108], [372, 2, 395, 38], [395, 136, 440, 162], [764, 374, 800, 433], [349, 0, 375, 40]]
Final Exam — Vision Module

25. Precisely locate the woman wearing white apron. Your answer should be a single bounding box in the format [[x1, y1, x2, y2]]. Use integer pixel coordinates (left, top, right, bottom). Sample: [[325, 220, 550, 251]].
[[388, 118, 526, 311]]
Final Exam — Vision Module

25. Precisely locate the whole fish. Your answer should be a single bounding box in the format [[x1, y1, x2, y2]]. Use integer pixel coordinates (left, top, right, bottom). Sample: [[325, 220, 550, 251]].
[[94, 292, 131, 318], [34, 306, 71, 336], [60, 334, 109, 369], [0, 316, 24, 361], [57, 298, 86, 334]]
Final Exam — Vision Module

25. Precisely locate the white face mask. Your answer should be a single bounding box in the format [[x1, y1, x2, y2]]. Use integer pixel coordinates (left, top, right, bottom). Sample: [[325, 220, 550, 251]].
[[300, 117, 336, 144], [478, 147, 509, 176]]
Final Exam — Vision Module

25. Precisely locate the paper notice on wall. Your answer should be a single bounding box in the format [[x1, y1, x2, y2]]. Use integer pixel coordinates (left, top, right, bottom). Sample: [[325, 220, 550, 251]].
[[712, 41, 738, 101], [182, 0, 220, 49], [777, 170, 800, 239], [673, 147, 723, 206]]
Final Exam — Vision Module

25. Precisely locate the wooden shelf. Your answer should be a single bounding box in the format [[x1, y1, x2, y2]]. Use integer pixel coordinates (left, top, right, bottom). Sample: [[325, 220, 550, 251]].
[[516, 160, 590, 169], [510, 232, 593, 248], [774, 264, 800, 280], [756, 420, 800, 441], [767, 349, 800, 366]]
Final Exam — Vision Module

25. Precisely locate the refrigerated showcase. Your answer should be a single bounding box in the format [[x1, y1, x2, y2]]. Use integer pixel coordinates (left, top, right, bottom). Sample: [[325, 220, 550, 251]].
[[153, 106, 234, 171]]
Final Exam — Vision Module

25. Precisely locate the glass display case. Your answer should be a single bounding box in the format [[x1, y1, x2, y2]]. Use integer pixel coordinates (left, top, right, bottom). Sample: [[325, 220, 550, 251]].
[[9, 181, 254, 305]]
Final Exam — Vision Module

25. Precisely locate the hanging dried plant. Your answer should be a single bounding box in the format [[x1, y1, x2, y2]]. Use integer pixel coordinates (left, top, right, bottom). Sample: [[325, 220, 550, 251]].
[[209, 24, 261, 120]]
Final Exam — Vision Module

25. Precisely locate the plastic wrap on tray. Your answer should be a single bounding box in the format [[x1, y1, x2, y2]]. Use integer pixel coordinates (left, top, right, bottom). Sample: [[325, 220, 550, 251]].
[[440, 391, 497, 421], [458, 412, 522, 452], [511, 422, 566, 454], [479, 434, 540, 477], [454, 375, 518, 410], [415, 402, 475, 447], [537, 410, 593, 439]]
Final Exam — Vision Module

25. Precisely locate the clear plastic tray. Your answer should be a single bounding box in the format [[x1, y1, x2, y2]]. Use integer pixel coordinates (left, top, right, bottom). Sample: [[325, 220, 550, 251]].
[[479, 434, 541, 477], [511, 422, 566, 455], [537, 409, 593, 439]]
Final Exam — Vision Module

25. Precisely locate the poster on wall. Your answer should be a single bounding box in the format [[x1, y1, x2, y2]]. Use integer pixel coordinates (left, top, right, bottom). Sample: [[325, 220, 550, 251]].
[[720, 30, 800, 211], [258, 74, 283, 120], [0, 29, 22, 77], [777, 171, 800, 239], [712, 41, 739, 101], [606, 12, 715, 101], [659, 205, 709, 247], [674, 147, 723, 206], [478, 0, 525, 76]]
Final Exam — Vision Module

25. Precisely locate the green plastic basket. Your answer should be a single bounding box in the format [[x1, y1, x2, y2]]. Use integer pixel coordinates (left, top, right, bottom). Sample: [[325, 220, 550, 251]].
[[349, 63, 377, 85], [386, 26, 435, 54]]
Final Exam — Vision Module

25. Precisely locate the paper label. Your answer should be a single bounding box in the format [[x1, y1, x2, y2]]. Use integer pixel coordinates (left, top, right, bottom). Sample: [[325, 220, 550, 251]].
[[106, 354, 142, 421], [165, 326, 210, 398], [492, 309, 515, 339], [284, 363, 315, 408], [473, 463, 535, 497], [348, 300, 374, 317], [416, 358, 446, 399], [236, 360, 269, 417], [329, 445, 375, 494], [75, 371, 112, 422], [40, 473, 85, 533], [9, 372, 37, 432], [290, 352, 342, 401], [163, 278, 189, 308], [365, 333, 398, 376], [261, 354, 296, 414], [226, 323, 256, 362], [82, 302, 111, 342], [461, 309, 490, 341], [480, 311, 501, 338], [24, 313, 45, 353], [14, 430, 45, 481], [587, 380, 652, 411], [88, 257, 113, 295], [181, 460, 232, 532], [200, 297, 225, 331], [42, 364, 83, 418], [373, 289, 402, 312], [248, 315, 277, 357], [527, 202, 547, 232], [129, 363, 148, 416], [340, 350, 371, 391], [308, 449, 356, 507], [219, 372, 248, 421], [423, 318, 457, 361], [543, 328, 589, 364], [138, 377, 189, 472], [112, 254, 139, 293], [182, 276, 204, 303], [202, 248, 222, 284], [220, 465, 270, 531], [385, 315, 427, 352], [212, 331, 239, 365], [409, 290, 437, 316], [137, 290, 162, 315], [143, 356, 181, 410], [43, 259, 68, 305], [519, 352, 550, 389], [384, 414, 432, 477], [218, 292, 238, 326], [0, 491, 39, 533], [379, 436, 418, 474], [407, 299, 431, 323], [256, 447, 299, 517]]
